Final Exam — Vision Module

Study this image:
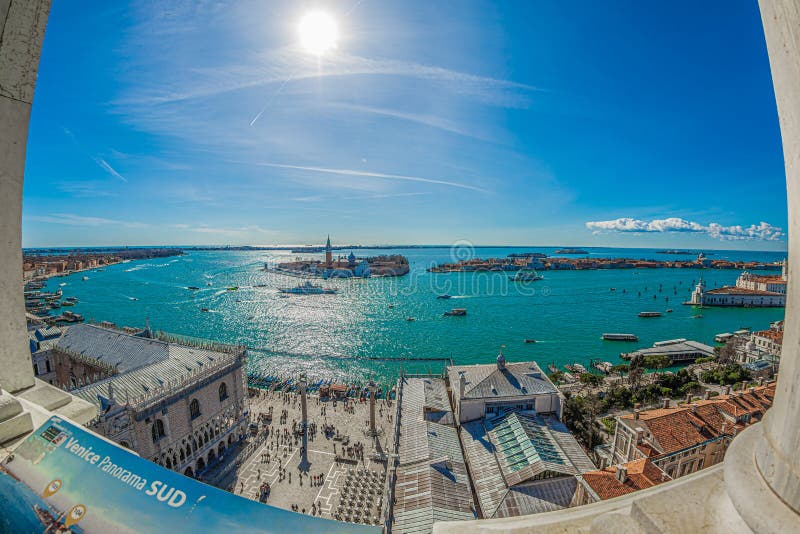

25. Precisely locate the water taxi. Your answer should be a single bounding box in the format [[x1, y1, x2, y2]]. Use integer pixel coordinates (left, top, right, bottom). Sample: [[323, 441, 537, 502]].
[[82, 276, 89, 281], [602, 333, 638, 341], [200, 307, 210, 312], [524, 338, 537, 343], [279, 281, 337, 295], [406, 317, 415, 321], [638, 311, 662, 318], [187, 286, 200, 290], [509, 270, 544, 282], [436, 294, 452, 299], [227, 286, 239, 291], [443, 308, 467, 316]]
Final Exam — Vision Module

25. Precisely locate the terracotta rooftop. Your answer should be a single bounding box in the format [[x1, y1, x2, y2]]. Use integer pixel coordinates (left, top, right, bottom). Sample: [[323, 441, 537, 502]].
[[706, 286, 783, 296], [581, 458, 670, 501], [619, 384, 776, 456], [753, 329, 784, 344]]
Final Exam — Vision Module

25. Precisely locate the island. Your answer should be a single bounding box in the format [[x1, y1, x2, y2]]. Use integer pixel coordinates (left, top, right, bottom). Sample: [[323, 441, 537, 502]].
[[428, 255, 785, 273], [554, 248, 589, 255], [268, 236, 409, 278]]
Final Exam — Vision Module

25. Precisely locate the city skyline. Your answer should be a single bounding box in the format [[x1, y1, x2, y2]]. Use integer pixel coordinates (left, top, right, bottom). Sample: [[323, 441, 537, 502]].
[[22, 0, 787, 250]]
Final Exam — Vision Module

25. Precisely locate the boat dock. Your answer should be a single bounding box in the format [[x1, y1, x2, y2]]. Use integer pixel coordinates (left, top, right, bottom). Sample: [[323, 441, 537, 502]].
[[621, 339, 715, 363]]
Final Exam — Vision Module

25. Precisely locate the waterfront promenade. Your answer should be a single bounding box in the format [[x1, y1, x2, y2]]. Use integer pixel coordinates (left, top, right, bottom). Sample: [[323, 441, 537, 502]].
[[221, 389, 396, 526]]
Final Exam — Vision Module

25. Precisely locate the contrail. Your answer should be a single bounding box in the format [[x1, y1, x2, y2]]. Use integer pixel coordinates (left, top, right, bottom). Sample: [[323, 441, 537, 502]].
[[257, 162, 490, 193]]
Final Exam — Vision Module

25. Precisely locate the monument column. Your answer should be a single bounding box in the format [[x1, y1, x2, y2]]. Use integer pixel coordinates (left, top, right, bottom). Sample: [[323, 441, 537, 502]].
[[299, 374, 308, 430], [368, 378, 376, 436]]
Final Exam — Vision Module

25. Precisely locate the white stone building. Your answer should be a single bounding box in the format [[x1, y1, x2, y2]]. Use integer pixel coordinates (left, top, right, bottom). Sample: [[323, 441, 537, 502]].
[[61, 324, 249, 479]]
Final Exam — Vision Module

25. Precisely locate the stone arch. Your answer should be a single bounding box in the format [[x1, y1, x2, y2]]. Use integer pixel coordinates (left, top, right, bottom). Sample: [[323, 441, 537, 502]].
[[218, 441, 225, 456], [196, 457, 205, 472], [208, 449, 216, 464], [184, 467, 194, 478]]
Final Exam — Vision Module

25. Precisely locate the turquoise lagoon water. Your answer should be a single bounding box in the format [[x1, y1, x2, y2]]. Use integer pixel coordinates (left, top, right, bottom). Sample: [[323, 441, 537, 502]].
[[42, 247, 786, 384]]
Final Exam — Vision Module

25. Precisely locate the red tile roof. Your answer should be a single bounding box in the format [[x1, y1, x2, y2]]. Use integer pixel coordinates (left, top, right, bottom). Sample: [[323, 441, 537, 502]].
[[582, 458, 670, 500], [619, 383, 776, 455], [707, 286, 783, 296], [753, 329, 783, 344]]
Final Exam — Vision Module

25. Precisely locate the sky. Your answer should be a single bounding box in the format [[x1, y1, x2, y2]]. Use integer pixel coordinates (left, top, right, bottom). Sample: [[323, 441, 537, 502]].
[[22, 0, 788, 250]]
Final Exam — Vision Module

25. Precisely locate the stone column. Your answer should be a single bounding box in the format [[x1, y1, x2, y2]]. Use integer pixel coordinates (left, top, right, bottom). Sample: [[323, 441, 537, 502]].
[[724, 3, 800, 532], [0, 0, 51, 393], [369, 379, 376, 435], [299, 374, 307, 429]]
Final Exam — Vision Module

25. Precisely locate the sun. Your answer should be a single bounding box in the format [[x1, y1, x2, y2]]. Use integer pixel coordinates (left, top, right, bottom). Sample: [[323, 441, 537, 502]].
[[298, 11, 339, 55]]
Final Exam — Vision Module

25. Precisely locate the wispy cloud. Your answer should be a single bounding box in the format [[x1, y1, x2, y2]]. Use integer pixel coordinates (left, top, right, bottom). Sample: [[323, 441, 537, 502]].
[[586, 217, 785, 241], [26, 213, 147, 228], [255, 162, 490, 193], [120, 48, 538, 109], [171, 223, 275, 235], [56, 181, 119, 198], [328, 102, 487, 140]]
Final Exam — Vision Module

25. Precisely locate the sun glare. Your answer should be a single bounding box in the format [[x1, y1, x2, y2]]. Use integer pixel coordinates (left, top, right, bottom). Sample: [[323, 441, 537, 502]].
[[298, 11, 339, 55]]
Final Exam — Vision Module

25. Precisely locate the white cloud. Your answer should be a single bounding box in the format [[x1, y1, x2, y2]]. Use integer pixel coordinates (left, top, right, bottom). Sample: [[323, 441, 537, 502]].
[[585, 217, 785, 241]]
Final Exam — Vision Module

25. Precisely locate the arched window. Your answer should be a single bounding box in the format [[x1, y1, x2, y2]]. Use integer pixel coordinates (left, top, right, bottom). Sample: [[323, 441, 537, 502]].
[[179, 449, 185, 462], [189, 398, 201, 419], [219, 382, 228, 401], [151, 419, 166, 442], [120, 441, 130, 449]]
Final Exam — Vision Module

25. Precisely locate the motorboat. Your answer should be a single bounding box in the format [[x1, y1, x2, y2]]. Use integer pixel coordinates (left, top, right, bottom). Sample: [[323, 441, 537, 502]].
[[509, 270, 544, 282], [443, 308, 467, 316]]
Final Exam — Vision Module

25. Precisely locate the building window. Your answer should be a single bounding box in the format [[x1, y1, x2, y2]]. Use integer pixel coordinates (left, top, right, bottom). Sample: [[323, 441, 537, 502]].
[[151, 419, 166, 442], [219, 382, 228, 401], [189, 399, 201, 419]]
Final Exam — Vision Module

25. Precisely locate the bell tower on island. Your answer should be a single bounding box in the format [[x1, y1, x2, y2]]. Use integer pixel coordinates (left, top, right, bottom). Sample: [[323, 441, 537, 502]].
[[325, 235, 333, 267]]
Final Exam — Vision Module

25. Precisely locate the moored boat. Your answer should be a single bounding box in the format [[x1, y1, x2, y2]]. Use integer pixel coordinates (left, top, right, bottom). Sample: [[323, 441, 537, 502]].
[[602, 333, 638, 341], [443, 308, 467, 316], [638, 311, 662, 318]]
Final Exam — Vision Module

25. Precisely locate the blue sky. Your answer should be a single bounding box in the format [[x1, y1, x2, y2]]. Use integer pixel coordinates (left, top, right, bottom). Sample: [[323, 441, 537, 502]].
[[22, 0, 787, 249]]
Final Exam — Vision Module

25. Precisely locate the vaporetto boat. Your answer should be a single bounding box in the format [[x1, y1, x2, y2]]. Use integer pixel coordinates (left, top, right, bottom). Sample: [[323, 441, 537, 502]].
[[278, 280, 337, 295]]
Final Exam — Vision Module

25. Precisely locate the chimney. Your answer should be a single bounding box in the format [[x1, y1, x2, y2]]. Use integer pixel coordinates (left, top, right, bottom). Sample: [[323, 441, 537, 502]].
[[458, 372, 466, 399], [685, 393, 693, 405], [691, 403, 697, 413], [741, 381, 748, 394], [633, 403, 641, 420], [757, 377, 764, 386], [724, 385, 731, 396], [615, 465, 628, 483], [721, 421, 728, 434], [704, 389, 711, 400], [635, 427, 644, 444], [662, 398, 670, 409]]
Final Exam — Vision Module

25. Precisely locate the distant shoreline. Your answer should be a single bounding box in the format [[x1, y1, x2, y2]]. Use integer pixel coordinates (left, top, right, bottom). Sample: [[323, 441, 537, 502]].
[[22, 244, 788, 254]]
